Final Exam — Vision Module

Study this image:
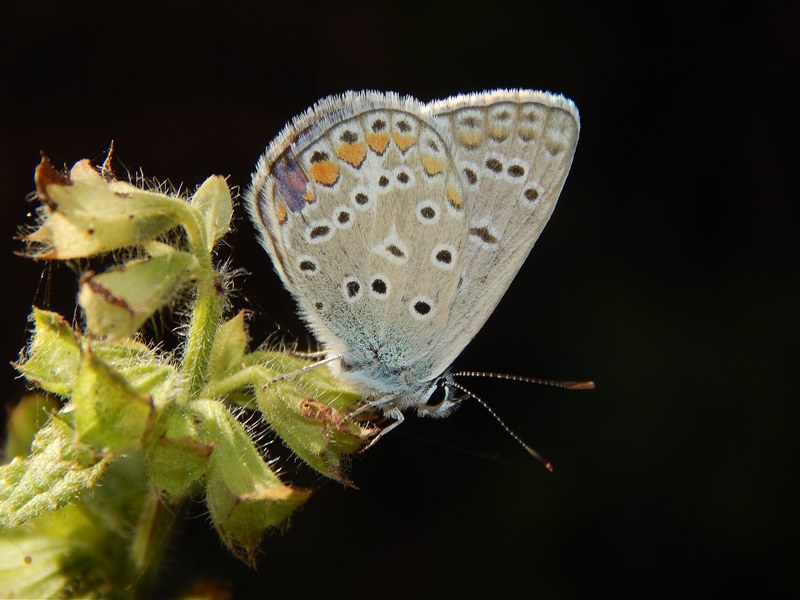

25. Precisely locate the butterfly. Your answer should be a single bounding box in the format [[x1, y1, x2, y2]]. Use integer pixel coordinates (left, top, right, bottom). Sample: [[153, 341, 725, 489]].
[[246, 90, 582, 460]]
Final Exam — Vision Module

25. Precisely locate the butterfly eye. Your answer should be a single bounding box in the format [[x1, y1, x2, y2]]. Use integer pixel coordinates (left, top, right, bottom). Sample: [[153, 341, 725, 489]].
[[425, 382, 448, 407]]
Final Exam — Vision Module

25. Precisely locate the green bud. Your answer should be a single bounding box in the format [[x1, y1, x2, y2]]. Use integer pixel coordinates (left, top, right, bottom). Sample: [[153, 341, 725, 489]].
[[193, 400, 310, 563], [191, 175, 233, 250], [78, 249, 198, 340], [27, 158, 191, 259]]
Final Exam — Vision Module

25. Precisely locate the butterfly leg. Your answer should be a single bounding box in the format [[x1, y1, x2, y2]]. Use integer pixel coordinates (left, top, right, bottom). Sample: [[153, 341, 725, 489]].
[[359, 406, 405, 452], [266, 354, 343, 385], [346, 393, 398, 419], [288, 349, 328, 359], [346, 394, 404, 450]]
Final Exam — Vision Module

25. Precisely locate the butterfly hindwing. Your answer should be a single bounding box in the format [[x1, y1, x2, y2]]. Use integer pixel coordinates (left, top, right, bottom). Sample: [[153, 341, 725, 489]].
[[424, 90, 580, 376]]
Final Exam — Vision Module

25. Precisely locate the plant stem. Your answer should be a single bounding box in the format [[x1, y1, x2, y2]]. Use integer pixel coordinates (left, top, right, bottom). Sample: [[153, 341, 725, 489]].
[[132, 218, 221, 594], [182, 270, 223, 400], [130, 269, 221, 594], [203, 365, 271, 398], [130, 488, 176, 597]]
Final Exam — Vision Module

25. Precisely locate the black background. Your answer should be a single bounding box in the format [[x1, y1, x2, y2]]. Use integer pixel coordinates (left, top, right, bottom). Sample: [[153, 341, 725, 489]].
[[1, 1, 797, 598]]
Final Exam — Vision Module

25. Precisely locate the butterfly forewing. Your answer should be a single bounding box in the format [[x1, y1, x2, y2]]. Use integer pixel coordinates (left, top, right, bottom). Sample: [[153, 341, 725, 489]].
[[249, 94, 472, 388]]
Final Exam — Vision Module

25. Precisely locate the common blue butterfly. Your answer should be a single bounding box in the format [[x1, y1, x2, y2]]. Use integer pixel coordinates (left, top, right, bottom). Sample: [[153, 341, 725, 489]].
[[247, 90, 584, 463]]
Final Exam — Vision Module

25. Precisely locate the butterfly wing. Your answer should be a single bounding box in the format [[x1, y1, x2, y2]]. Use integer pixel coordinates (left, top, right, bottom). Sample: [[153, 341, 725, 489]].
[[422, 90, 580, 377], [247, 92, 474, 395]]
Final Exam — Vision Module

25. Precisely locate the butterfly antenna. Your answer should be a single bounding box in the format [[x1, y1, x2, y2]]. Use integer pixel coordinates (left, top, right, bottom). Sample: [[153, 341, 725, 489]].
[[453, 371, 595, 391], [446, 380, 554, 472]]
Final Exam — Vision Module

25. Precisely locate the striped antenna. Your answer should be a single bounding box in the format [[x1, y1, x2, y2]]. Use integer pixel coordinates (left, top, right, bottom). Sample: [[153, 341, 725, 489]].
[[446, 380, 554, 472], [453, 371, 595, 390]]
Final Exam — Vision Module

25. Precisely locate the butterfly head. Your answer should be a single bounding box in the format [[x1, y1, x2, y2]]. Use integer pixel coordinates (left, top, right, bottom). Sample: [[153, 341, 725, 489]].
[[415, 375, 461, 418], [333, 354, 461, 418]]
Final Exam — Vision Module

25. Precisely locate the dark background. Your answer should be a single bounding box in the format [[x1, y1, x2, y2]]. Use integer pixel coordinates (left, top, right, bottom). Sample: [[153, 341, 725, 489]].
[[1, 1, 797, 598]]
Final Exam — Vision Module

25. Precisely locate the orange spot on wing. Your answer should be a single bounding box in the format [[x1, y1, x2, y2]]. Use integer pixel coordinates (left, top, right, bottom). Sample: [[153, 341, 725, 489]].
[[304, 189, 316, 203], [366, 132, 390, 154], [393, 131, 416, 152], [337, 143, 367, 168], [421, 155, 444, 176], [310, 161, 340, 186], [277, 200, 287, 224], [457, 131, 482, 148], [446, 186, 463, 209], [488, 125, 509, 141], [518, 125, 539, 141]]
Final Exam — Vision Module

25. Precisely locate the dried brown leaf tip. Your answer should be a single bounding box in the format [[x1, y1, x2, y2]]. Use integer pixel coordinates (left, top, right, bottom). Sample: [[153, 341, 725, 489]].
[[34, 157, 72, 204]]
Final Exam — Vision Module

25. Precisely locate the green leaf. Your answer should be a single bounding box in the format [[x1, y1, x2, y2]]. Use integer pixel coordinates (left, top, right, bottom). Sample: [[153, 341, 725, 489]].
[[78, 250, 198, 339], [0, 451, 153, 598], [0, 502, 93, 598], [93, 338, 178, 408], [147, 404, 212, 500], [190, 175, 232, 250], [193, 400, 310, 563], [207, 311, 248, 380], [0, 420, 109, 529], [72, 350, 154, 452], [3, 393, 60, 459], [15, 309, 81, 397], [27, 158, 193, 260]]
